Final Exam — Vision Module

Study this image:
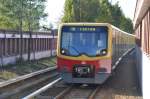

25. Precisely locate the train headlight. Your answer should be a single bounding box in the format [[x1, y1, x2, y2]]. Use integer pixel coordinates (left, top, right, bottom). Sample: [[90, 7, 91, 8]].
[[96, 49, 107, 56], [102, 50, 106, 54], [61, 50, 65, 54], [61, 48, 70, 55], [101, 49, 107, 55]]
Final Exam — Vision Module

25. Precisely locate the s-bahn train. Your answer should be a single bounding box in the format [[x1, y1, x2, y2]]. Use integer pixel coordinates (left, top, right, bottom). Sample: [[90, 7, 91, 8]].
[[57, 23, 135, 84]]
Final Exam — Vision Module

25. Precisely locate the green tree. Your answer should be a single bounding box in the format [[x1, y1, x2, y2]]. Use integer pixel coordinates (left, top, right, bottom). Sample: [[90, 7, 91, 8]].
[[0, 0, 47, 31], [110, 2, 122, 27], [75, 0, 100, 22], [110, 2, 133, 33], [62, 0, 100, 22], [0, 0, 18, 29], [62, 0, 74, 22], [119, 16, 133, 33], [96, 0, 113, 23], [24, 0, 47, 31], [61, 0, 133, 33], [0, 0, 47, 61]]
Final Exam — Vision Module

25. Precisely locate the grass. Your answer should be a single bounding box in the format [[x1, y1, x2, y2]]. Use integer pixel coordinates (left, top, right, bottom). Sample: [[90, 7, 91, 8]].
[[38, 57, 56, 66], [0, 71, 18, 80], [0, 56, 56, 82]]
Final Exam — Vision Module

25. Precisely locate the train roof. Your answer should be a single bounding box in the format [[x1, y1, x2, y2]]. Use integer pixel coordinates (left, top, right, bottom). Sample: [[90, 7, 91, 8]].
[[59, 23, 135, 37], [111, 25, 135, 37]]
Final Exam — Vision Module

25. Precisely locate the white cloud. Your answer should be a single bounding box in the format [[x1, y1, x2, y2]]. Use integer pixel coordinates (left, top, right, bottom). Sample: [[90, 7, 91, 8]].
[[44, 0, 65, 28], [111, 0, 136, 20]]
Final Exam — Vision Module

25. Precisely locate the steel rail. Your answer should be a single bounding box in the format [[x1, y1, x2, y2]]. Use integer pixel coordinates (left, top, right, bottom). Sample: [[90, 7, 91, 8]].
[[54, 85, 101, 99], [0, 66, 56, 88], [22, 78, 62, 99], [88, 86, 101, 99], [55, 86, 73, 99]]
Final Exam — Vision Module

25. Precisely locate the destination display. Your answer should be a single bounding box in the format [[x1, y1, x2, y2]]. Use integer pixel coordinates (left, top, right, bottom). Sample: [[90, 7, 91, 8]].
[[62, 26, 108, 33]]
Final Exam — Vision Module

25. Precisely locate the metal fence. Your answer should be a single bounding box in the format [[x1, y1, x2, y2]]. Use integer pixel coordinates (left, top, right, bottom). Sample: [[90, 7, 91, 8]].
[[0, 29, 57, 66]]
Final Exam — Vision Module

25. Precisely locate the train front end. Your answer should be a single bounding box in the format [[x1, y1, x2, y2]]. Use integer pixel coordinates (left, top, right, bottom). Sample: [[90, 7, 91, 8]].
[[57, 23, 112, 84]]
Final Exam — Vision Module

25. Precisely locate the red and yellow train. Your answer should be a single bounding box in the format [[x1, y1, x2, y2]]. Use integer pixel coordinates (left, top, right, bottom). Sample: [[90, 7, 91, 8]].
[[57, 23, 135, 84]]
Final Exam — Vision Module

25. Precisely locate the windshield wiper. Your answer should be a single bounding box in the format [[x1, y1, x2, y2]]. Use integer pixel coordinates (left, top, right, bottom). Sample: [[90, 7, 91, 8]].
[[61, 45, 80, 56], [68, 45, 80, 54]]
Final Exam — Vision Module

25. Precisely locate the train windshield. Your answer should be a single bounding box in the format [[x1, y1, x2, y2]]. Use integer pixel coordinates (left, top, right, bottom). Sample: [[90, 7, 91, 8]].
[[60, 26, 108, 57]]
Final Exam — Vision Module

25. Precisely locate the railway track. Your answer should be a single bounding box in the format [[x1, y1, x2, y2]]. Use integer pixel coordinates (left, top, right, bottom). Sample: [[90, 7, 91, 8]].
[[0, 66, 59, 99], [55, 85, 101, 99], [23, 82, 101, 99], [22, 50, 142, 99], [23, 78, 67, 99]]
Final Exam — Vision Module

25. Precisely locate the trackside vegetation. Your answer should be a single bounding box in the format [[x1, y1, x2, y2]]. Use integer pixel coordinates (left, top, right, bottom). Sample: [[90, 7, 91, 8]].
[[0, 57, 56, 82], [0, 0, 47, 31], [62, 0, 133, 33]]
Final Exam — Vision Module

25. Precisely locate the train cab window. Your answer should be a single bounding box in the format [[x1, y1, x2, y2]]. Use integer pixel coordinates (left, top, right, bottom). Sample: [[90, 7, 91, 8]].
[[60, 26, 108, 57]]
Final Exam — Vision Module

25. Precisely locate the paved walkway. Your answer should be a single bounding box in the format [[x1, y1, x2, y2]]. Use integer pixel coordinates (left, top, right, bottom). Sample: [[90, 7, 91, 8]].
[[94, 49, 143, 99]]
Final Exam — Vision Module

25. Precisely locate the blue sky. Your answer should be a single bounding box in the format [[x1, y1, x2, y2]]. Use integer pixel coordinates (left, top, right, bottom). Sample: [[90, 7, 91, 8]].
[[44, 0, 136, 28]]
